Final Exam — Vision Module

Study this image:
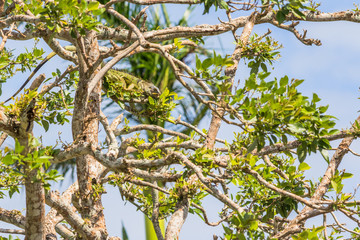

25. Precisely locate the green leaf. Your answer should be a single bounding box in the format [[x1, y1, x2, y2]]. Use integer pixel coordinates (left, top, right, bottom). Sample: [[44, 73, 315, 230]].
[[93, 8, 105, 15], [342, 172, 353, 179], [202, 58, 212, 69], [2, 154, 15, 165], [38, 155, 53, 162], [0, 60, 9, 68], [320, 148, 329, 162], [260, 63, 268, 72], [195, 55, 201, 70], [249, 220, 259, 230], [88, 1, 99, 11], [280, 76, 289, 87], [292, 79, 304, 88], [9, 186, 19, 198], [247, 139, 258, 153], [148, 96, 154, 105], [288, 123, 306, 134], [276, 11, 286, 24], [331, 180, 338, 193], [219, 0, 229, 10], [42, 120, 49, 132], [297, 145, 306, 163], [298, 162, 311, 171], [15, 139, 24, 154], [312, 93, 321, 103]]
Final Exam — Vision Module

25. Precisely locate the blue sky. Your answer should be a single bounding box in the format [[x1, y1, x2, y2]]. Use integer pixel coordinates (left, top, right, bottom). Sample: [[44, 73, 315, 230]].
[[1, 2, 360, 239]]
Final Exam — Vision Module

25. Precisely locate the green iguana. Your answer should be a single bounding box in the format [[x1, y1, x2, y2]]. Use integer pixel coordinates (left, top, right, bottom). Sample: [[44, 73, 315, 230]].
[[4, 46, 160, 103], [103, 68, 161, 102]]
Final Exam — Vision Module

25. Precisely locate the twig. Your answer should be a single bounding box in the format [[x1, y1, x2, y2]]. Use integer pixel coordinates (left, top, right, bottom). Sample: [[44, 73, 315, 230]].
[[348, 148, 360, 157], [0, 22, 14, 51], [323, 214, 329, 240], [151, 182, 165, 240], [191, 202, 234, 226], [0, 132, 8, 147], [330, 212, 360, 236], [242, 167, 329, 210], [271, 20, 321, 46]]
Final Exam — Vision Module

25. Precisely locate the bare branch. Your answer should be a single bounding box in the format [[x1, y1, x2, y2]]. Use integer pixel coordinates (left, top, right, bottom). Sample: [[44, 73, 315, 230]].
[[45, 191, 96, 239], [191, 202, 234, 226], [105, 7, 147, 46], [44, 182, 78, 238], [275, 116, 360, 238], [271, 20, 321, 46], [242, 167, 329, 210], [115, 124, 190, 139], [0, 132, 8, 147], [0, 228, 25, 235], [51, 143, 92, 164], [165, 195, 189, 240], [323, 214, 329, 240], [0, 15, 40, 29], [96, 10, 360, 44], [0, 22, 15, 51], [40, 65, 77, 95], [125, 0, 198, 4], [175, 117, 226, 144], [88, 41, 140, 95], [151, 183, 165, 240], [0, 208, 25, 229], [330, 212, 360, 236], [99, 110, 119, 158]]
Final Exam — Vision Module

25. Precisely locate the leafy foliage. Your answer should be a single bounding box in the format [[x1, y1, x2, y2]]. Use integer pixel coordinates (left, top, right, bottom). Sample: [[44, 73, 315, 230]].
[[0, 42, 44, 96], [0, 1, 359, 240], [28, 0, 103, 35], [0, 136, 63, 198]]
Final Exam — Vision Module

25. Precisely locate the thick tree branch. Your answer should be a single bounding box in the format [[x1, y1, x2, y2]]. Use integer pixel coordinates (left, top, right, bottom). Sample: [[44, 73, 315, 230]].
[[205, 12, 256, 149], [44, 182, 78, 238], [45, 191, 97, 239], [0, 15, 40, 28], [0, 208, 25, 229], [0, 228, 25, 235], [164, 195, 189, 240], [96, 10, 360, 43], [151, 184, 165, 240]]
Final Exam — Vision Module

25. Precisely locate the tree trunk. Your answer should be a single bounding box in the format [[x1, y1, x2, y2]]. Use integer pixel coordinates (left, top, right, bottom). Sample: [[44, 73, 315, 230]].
[[71, 32, 107, 239], [24, 169, 46, 240]]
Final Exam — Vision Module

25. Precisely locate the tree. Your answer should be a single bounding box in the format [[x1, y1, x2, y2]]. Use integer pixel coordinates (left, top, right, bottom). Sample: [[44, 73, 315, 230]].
[[49, 3, 210, 239], [0, 1, 360, 240]]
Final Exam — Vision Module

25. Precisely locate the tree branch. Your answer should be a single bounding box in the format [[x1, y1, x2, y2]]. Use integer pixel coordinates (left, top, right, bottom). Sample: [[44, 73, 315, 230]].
[[0, 208, 25, 229], [45, 191, 97, 239]]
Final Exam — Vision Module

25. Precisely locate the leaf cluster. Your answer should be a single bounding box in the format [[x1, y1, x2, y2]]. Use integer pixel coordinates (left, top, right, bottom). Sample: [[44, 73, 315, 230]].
[[28, 0, 103, 35], [242, 33, 282, 74], [229, 73, 336, 159], [267, 0, 317, 24], [0, 44, 44, 96], [0, 136, 63, 198], [201, 0, 229, 14]]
